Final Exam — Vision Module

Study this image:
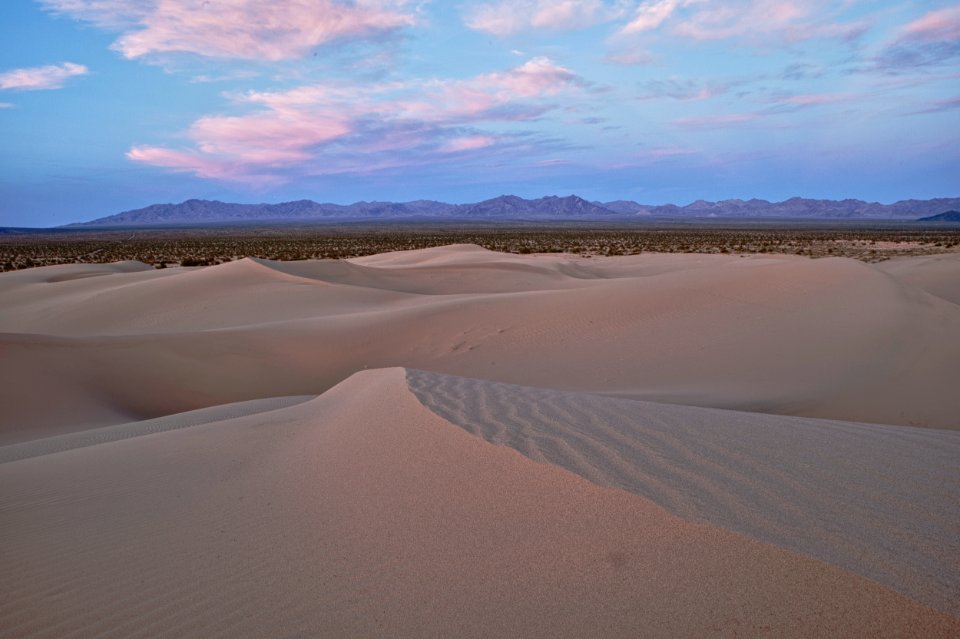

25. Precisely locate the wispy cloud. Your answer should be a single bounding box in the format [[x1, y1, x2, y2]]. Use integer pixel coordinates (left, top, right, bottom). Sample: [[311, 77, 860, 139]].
[[440, 135, 499, 153], [466, 0, 868, 45], [128, 57, 592, 182], [672, 112, 763, 128], [39, 0, 150, 29], [901, 6, 960, 41], [125, 146, 278, 185], [464, 0, 628, 35], [679, 2, 867, 43], [189, 69, 261, 84], [907, 96, 960, 115], [617, 0, 868, 44], [0, 62, 89, 90], [636, 77, 734, 101], [670, 89, 859, 129], [604, 50, 656, 66], [781, 62, 824, 81], [0, 102, 14, 109], [41, 0, 418, 61], [777, 93, 850, 107], [636, 144, 700, 158], [620, 0, 686, 34], [870, 6, 960, 73]]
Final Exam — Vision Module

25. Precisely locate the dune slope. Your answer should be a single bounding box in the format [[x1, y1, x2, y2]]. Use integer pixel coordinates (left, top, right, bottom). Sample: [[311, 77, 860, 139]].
[[408, 368, 960, 617], [2, 369, 958, 638]]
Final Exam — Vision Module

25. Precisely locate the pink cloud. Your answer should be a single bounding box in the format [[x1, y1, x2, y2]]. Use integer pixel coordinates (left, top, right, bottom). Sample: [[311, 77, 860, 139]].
[[128, 146, 240, 181], [0, 62, 88, 90], [465, 0, 625, 35], [621, 0, 685, 34], [614, 0, 868, 44], [476, 56, 587, 98], [127, 99, 353, 182], [129, 57, 589, 181], [466, 0, 868, 45], [673, 1, 809, 41], [642, 145, 699, 158], [441, 135, 498, 153], [250, 56, 586, 123], [900, 7, 960, 42], [777, 93, 851, 107], [41, 0, 417, 60], [870, 7, 960, 72], [673, 112, 762, 128], [190, 112, 352, 164]]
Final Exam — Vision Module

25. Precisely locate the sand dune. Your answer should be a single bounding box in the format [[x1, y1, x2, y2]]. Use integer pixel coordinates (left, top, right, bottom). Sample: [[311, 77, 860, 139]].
[[2, 246, 959, 635], [1, 247, 958, 434], [2, 369, 958, 637]]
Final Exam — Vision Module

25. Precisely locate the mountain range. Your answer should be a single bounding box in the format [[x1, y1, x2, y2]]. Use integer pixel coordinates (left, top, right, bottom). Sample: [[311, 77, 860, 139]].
[[70, 195, 960, 226]]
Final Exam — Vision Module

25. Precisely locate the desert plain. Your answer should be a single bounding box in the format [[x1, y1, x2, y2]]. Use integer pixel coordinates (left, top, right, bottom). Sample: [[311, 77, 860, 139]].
[[2, 243, 959, 637]]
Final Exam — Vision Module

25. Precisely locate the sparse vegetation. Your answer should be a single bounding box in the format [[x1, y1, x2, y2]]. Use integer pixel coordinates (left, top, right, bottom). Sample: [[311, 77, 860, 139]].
[[1, 222, 958, 272]]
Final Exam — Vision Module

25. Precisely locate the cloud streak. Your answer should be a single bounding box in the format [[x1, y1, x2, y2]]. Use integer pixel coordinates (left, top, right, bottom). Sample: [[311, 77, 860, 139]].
[[672, 112, 763, 129], [0, 62, 89, 90], [465, 0, 628, 35], [679, 1, 868, 43], [907, 96, 960, 115], [41, 0, 418, 60], [440, 135, 499, 153], [901, 6, 960, 41], [871, 6, 960, 72], [636, 77, 734, 101], [465, 0, 869, 46]]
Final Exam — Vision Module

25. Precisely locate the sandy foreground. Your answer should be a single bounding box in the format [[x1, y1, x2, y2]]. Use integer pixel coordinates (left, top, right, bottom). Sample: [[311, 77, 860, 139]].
[[1, 246, 959, 637]]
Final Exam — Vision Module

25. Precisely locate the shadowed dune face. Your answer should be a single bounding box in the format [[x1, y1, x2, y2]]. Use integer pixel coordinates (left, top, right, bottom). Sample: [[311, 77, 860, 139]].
[[2, 369, 958, 638], [1, 245, 959, 440]]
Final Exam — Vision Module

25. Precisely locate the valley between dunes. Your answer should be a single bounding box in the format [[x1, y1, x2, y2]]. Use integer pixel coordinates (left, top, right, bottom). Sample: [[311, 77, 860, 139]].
[[2, 245, 959, 637]]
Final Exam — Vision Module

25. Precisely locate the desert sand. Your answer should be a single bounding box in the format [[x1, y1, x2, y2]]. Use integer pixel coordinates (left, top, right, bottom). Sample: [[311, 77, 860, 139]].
[[2, 246, 959, 637]]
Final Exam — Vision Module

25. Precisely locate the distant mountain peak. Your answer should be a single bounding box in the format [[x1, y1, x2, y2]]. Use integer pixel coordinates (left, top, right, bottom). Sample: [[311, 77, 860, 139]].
[[457, 194, 614, 218]]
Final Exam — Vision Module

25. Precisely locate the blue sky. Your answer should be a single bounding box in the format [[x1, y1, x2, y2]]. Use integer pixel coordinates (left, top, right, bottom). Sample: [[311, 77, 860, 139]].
[[1, 0, 958, 226]]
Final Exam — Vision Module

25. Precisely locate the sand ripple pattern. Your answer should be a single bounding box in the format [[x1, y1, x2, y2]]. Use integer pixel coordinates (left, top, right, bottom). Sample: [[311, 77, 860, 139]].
[[0, 396, 313, 464], [407, 368, 960, 617]]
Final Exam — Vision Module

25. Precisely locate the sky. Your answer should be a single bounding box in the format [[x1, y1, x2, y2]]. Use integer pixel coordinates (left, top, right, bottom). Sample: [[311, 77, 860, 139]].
[[1, 1, 958, 226]]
